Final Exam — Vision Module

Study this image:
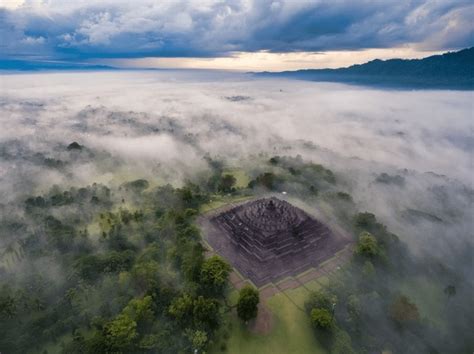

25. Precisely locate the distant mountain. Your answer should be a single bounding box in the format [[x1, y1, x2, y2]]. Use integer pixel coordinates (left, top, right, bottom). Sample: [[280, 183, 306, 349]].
[[255, 47, 474, 89], [0, 59, 117, 72]]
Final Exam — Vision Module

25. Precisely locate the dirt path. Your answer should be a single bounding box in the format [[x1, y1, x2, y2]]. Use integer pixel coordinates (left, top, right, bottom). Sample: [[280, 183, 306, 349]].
[[248, 302, 274, 335], [257, 244, 354, 300]]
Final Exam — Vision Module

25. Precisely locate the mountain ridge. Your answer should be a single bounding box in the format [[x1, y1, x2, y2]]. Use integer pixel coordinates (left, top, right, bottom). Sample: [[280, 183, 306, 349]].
[[254, 47, 474, 89]]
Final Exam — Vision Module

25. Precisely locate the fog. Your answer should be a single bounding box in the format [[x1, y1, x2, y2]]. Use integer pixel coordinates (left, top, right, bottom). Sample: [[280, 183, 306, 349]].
[[1, 71, 472, 241], [0, 69, 472, 353], [1, 71, 472, 180]]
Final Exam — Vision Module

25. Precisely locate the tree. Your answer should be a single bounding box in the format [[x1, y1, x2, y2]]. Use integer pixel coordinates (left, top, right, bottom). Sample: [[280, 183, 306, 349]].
[[131, 261, 160, 292], [180, 242, 204, 283], [346, 294, 361, 324], [218, 174, 236, 193], [122, 296, 154, 329], [237, 286, 260, 322], [310, 308, 334, 330], [178, 183, 209, 209], [362, 260, 375, 278], [248, 172, 279, 190], [331, 329, 355, 354], [305, 290, 333, 313], [168, 293, 194, 327], [67, 142, 83, 150], [73, 255, 103, 282], [104, 314, 138, 351], [389, 295, 420, 326], [0, 293, 16, 319], [269, 156, 281, 165], [355, 231, 379, 257], [123, 179, 149, 193], [186, 329, 208, 352], [102, 250, 134, 273], [200, 256, 231, 297], [169, 294, 220, 332], [354, 212, 377, 230], [192, 296, 220, 330]]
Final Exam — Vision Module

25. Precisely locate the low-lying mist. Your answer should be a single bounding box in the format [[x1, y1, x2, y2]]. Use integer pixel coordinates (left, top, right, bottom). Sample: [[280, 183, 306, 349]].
[[0, 70, 472, 352], [1, 70, 472, 239]]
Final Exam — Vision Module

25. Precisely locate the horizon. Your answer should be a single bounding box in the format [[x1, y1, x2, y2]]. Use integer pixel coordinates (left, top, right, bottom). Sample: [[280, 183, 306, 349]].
[[2, 46, 471, 73]]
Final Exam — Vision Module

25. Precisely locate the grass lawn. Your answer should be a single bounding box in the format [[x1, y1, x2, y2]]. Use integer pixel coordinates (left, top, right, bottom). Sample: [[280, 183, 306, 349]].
[[200, 194, 254, 213], [210, 287, 327, 354], [304, 279, 323, 292], [316, 276, 330, 286], [223, 168, 251, 188], [283, 286, 312, 308]]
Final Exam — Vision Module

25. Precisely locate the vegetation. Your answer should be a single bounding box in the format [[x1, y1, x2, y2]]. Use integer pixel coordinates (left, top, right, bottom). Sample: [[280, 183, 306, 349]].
[[218, 174, 237, 193], [0, 179, 230, 353], [256, 47, 474, 89], [310, 308, 333, 330], [210, 288, 327, 354], [1, 154, 471, 354], [355, 231, 379, 257], [389, 295, 420, 326], [304, 210, 472, 354], [236, 286, 260, 322]]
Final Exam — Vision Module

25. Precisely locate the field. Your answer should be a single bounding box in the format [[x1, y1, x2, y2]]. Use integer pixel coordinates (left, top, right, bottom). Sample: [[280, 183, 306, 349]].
[[209, 271, 340, 354]]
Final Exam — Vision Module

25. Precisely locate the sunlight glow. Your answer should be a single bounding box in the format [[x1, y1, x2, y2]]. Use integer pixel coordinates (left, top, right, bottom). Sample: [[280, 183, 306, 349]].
[[102, 48, 445, 71]]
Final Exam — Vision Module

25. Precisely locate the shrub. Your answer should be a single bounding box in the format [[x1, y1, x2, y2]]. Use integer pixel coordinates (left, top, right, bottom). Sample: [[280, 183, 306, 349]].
[[237, 286, 260, 322], [310, 308, 333, 330], [355, 231, 379, 257]]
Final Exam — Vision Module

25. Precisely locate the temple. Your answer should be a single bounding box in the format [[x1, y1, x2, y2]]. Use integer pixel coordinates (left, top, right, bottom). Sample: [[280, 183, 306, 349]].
[[203, 197, 349, 286]]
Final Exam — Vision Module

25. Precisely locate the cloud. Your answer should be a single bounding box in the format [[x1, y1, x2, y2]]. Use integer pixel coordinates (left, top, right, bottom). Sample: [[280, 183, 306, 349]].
[[0, 0, 473, 61]]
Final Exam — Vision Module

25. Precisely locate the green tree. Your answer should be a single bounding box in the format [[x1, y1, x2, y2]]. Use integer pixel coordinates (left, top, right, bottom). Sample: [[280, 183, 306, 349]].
[[237, 286, 260, 322], [180, 242, 204, 282], [305, 290, 333, 313], [186, 329, 208, 352], [331, 329, 355, 354], [200, 256, 231, 297], [362, 260, 376, 278], [122, 296, 154, 329], [73, 255, 103, 282], [169, 294, 220, 331], [346, 294, 361, 324], [0, 293, 16, 319], [102, 250, 134, 273], [131, 261, 160, 292], [389, 295, 420, 326], [218, 174, 237, 193], [104, 314, 138, 351], [310, 308, 334, 330], [354, 212, 377, 230], [248, 172, 280, 190], [168, 293, 194, 327], [192, 296, 220, 330], [355, 231, 379, 257]]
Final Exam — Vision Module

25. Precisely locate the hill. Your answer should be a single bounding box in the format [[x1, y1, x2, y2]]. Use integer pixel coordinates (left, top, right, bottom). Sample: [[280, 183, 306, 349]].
[[255, 47, 474, 89], [0, 59, 116, 72]]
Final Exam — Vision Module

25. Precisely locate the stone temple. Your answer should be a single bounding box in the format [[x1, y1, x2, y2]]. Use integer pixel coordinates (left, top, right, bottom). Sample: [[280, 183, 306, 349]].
[[202, 197, 349, 286]]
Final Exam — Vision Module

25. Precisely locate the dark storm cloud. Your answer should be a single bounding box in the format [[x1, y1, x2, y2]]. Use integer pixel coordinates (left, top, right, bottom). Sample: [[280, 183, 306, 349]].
[[0, 0, 473, 60]]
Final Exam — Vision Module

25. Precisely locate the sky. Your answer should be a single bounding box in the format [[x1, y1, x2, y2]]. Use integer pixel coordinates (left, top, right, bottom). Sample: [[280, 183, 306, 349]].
[[1, 0, 473, 70]]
